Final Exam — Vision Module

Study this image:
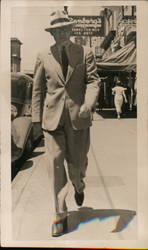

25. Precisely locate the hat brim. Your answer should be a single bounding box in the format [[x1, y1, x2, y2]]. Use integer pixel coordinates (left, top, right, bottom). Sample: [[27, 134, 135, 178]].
[[45, 21, 75, 32]]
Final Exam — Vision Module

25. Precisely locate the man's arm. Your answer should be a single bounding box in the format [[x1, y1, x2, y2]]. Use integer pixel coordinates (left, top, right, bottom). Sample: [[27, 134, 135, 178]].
[[123, 90, 127, 103], [32, 53, 46, 123], [79, 48, 101, 118]]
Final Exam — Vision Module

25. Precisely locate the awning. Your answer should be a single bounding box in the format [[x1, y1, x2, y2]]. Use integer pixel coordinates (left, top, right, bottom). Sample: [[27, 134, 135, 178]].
[[97, 41, 136, 71]]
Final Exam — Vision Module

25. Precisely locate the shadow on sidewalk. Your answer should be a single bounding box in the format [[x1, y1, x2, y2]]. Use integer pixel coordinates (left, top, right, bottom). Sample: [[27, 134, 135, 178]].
[[12, 159, 34, 180], [11, 139, 45, 181], [67, 207, 136, 233], [96, 109, 137, 119]]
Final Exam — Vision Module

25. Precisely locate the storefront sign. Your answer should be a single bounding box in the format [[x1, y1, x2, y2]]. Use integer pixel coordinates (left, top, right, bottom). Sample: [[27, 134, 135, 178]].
[[69, 15, 104, 36]]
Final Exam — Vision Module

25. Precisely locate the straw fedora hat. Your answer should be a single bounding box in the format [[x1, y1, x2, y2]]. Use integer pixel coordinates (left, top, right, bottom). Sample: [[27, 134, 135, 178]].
[[45, 10, 75, 32]]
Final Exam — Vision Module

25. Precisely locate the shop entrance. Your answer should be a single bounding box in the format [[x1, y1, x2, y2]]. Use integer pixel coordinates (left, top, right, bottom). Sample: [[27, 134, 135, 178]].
[[97, 71, 136, 112]]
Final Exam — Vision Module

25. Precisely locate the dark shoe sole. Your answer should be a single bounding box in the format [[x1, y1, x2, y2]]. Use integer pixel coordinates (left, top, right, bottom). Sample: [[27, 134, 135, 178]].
[[52, 229, 67, 237], [52, 218, 68, 237]]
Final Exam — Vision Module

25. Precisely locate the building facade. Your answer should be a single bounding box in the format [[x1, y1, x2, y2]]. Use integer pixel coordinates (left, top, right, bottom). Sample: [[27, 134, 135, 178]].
[[98, 6, 137, 111], [11, 38, 22, 72], [100, 6, 136, 58]]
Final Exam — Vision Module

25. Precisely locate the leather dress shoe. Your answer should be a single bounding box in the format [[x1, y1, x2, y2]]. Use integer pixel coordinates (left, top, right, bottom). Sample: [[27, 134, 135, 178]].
[[52, 217, 67, 237], [74, 190, 84, 206]]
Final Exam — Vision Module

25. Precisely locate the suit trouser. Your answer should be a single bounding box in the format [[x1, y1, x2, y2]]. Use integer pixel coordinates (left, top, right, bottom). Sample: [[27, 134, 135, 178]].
[[43, 103, 90, 221]]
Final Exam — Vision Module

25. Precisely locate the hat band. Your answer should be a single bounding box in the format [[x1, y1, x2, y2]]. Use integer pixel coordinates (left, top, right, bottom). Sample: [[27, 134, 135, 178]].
[[51, 17, 70, 26]]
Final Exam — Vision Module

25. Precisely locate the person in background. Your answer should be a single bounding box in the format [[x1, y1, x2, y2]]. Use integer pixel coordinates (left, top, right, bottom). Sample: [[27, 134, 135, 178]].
[[112, 80, 127, 119], [98, 79, 104, 111], [32, 10, 100, 237]]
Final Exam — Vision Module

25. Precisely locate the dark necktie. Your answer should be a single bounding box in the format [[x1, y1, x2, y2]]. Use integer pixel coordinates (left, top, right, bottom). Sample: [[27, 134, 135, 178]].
[[61, 46, 68, 80]]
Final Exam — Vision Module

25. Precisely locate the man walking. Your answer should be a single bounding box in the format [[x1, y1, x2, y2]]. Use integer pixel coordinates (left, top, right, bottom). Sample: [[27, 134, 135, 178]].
[[32, 10, 100, 237]]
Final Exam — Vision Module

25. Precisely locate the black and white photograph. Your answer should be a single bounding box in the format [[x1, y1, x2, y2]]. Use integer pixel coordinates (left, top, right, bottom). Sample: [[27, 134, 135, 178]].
[[1, 0, 148, 248]]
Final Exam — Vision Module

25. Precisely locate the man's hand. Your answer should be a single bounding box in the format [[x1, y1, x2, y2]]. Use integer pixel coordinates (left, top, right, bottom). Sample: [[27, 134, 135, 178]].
[[79, 104, 91, 118], [33, 122, 42, 140]]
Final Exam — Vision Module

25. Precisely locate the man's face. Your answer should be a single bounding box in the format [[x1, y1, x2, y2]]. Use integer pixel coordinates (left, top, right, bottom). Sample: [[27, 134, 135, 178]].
[[51, 25, 72, 45]]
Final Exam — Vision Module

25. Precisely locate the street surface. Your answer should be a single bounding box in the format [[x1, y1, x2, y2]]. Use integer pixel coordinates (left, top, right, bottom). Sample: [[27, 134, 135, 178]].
[[12, 111, 137, 244]]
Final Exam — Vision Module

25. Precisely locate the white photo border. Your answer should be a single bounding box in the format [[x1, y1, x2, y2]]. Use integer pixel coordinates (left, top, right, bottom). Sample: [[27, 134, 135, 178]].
[[1, 0, 148, 248]]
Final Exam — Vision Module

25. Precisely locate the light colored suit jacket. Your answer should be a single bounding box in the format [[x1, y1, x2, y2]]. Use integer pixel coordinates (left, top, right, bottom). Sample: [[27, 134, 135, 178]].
[[32, 41, 100, 131]]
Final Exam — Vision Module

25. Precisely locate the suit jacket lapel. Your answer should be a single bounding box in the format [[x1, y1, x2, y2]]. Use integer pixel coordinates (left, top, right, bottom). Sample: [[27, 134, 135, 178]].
[[49, 45, 65, 83], [49, 42, 83, 84], [65, 42, 77, 83], [66, 64, 74, 83], [65, 42, 84, 84]]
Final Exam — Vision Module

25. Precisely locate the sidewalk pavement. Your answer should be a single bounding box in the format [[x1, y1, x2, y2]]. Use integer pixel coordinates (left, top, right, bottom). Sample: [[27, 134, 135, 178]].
[[12, 113, 137, 245]]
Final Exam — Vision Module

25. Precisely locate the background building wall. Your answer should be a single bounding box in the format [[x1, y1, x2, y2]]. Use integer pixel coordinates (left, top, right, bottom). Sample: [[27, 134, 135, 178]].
[[11, 38, 22, 72]]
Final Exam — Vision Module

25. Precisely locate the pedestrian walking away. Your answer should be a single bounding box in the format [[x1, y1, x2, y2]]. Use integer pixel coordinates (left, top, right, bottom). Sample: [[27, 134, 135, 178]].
[[32, 10, 100, 237], [112, 80, 127, 119]]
